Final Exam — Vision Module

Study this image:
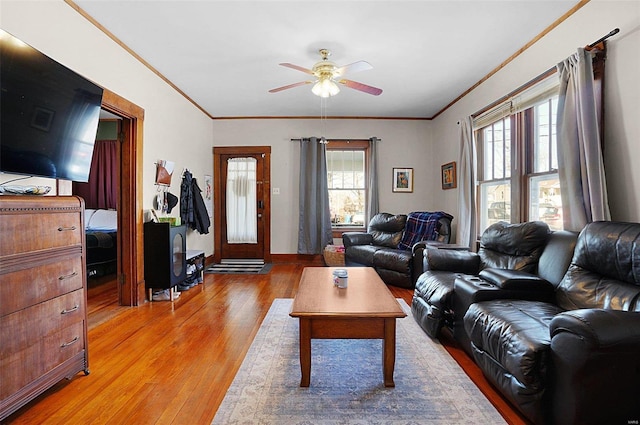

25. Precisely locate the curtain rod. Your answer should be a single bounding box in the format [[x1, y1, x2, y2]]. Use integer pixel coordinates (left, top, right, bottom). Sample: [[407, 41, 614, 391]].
[[588, 28, 619, 48], [290, 138, 381, 142], [471, 28, 619, 119]]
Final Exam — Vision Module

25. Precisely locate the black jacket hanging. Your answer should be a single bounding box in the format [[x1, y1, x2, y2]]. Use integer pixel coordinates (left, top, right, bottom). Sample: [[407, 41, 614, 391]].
[[191, 177, 210, 234], [180, 170, 210, 234], [180, 170, 195, 228]]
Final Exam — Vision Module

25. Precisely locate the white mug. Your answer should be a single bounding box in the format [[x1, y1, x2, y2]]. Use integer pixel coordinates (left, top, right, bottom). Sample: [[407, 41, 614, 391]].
[[332, 269, 348, 288]]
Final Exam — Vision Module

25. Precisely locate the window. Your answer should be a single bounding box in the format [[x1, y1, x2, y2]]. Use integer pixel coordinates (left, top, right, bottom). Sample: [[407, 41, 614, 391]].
[[326, 140, 369, 231], [476, 76, 562, 233], [527, 98, 562, 231]]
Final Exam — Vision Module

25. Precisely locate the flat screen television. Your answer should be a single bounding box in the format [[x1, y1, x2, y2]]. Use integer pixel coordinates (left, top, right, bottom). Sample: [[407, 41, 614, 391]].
[[1, 29, 103, 183]]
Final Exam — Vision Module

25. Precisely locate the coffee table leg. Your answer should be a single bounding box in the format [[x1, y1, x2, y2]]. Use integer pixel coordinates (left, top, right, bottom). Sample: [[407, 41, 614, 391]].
[[383, 318, 396, 387], [299, 318, 311, 387]]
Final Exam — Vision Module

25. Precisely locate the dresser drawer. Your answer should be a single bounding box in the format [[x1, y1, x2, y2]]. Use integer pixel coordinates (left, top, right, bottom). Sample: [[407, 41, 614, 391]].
[[0, 321, 85, 399], [0, 212, 82, 257], [0, 290, 86, 357], [0, 256, 84, 316]]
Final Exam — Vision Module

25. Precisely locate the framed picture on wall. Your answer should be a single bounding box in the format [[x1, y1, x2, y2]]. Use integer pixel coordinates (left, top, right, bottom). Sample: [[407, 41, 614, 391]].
[[441, 161, 457, 190], [392, 168, 413, 193]]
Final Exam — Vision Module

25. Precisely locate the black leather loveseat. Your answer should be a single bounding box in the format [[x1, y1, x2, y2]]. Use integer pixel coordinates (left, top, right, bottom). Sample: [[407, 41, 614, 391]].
[[342, 212, 452, 289]]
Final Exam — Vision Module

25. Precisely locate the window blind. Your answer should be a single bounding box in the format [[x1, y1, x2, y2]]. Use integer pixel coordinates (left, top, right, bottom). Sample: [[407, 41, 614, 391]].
[[473, 73, 559, 129]]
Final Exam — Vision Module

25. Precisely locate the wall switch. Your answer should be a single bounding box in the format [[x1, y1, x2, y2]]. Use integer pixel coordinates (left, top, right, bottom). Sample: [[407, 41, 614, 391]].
[[272, 188, 280, 195]]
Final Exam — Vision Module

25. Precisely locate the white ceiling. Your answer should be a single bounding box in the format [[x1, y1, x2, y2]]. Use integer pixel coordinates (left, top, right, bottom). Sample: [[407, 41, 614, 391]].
[[76, 0, 580, 119]]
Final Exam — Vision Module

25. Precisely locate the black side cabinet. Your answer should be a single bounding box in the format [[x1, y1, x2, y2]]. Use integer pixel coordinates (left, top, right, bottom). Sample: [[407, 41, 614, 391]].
[[144, 222, 187, 300]]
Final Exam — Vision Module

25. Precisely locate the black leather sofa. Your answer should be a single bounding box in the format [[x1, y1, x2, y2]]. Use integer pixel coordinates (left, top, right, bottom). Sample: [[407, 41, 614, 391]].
[[412, 220, 640, 424], [412, 221, 553, 339], [342, 212, 452, 289], [463, 221, 640, 424]]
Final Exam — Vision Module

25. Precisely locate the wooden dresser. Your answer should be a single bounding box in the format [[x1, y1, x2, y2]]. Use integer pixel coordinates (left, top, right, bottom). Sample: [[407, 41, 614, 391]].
[[0, 196, 89, 420]]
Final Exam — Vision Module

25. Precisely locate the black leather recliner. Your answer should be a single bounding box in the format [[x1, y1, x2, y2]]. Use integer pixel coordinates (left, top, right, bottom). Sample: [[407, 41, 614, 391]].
[[411, 221, 551, 338], [343, 212, 452, 288], [464, 221, 640, 424]]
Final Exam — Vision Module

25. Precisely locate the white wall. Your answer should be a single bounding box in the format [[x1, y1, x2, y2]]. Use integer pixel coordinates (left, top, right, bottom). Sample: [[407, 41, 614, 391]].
[[1, 0, 214, 254], [3, 0, 638, 256], [212, 118, 437, 253], [430, 0, 640, 236]]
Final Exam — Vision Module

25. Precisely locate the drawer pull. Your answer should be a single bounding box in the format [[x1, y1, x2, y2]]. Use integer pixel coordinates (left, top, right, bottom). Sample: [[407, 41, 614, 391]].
[[57, 226, 77, 232], [61, 336, 80, 348], [61, 305, 79, 314], [59, 271, 78, 281]]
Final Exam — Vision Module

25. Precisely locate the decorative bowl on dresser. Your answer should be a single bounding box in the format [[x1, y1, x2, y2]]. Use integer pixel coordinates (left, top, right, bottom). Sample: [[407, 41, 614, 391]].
[[0, 196, 90, 420]]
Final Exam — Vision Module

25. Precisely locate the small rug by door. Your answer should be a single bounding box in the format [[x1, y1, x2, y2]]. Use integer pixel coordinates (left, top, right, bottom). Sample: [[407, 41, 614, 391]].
[[205, 259, 272, 274], [212, 298, 506, 425]]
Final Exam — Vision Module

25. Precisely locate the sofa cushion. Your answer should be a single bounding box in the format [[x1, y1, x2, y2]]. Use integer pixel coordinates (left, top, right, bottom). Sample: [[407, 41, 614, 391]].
[[556, 221, 640, 312], [479, 221, 550, 273], [466, 300, 563, 388], [398, 211, 451, 250], [465, 299, 564, 423], [373, 248, 412, 273], [344, 245, 379, 266], [367, 213, 407, 248]]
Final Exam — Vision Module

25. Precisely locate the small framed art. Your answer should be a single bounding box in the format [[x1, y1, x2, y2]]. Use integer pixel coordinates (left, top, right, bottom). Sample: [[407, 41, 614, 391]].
[[392, 168, 413, 193], [441, 161, 457, 190]]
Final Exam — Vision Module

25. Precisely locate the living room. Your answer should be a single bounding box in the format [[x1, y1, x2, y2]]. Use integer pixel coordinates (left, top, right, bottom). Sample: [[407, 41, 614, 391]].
[[1, 0, 639, 424]]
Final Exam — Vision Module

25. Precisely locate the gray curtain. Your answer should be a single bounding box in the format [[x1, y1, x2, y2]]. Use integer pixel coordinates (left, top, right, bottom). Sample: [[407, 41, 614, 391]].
[[298, 137, 333, 254], [456, 117, 477, 250], [367, 137, 380, 220], [556, 48, 611, 231]]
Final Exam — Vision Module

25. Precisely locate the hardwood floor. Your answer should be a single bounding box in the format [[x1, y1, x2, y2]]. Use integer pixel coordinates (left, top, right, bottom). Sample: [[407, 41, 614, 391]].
[[4, 263, 529, 424]]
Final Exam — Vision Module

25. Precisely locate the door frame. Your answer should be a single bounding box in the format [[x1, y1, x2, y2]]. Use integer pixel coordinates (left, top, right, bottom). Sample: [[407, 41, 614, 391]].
[[213, 146, 271, 264], [101, 89, 145, 306]]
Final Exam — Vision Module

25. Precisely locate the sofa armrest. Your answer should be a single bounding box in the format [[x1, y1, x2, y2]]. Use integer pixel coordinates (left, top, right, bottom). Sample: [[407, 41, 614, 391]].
[[548, 309, 640, 424], [342, 232, 373, 248], [479, 268, 554, 292], [412, 241, 470, 279], [550, 309, 640, 347], [424, 249, 481, 274]]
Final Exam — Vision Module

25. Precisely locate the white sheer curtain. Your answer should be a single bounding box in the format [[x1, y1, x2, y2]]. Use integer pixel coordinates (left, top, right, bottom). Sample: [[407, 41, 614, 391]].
[[556, 48, 611, 231], [226, 157, 257, 243], [456, 117, 477, 250]]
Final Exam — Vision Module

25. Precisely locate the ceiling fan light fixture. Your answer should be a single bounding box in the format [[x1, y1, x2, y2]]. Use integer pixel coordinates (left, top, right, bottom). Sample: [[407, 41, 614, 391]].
[[312, 78, 340, 98]]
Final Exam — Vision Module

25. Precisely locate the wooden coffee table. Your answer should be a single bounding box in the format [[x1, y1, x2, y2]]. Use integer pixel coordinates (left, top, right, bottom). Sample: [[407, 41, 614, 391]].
[[289, 267, 407, 387]]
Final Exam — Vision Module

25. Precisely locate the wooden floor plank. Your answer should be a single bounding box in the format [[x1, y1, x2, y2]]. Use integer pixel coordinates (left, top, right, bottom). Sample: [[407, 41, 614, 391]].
[[4, 263, 528, 424]]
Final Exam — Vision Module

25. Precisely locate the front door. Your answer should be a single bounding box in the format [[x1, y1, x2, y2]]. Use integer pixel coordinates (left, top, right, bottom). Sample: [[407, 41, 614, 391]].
[[213, 146, 271, 263]]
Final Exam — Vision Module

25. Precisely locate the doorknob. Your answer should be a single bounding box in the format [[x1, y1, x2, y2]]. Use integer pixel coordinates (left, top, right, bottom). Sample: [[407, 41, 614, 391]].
[[258, 213, 263, 218]]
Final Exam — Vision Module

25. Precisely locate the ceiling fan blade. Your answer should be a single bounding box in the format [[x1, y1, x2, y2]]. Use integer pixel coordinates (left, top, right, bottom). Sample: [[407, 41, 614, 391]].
[[269, 81, 312, 93], [335, 61, 373, 76], [338, 79, 383, 96], [279, 63, 314, 75]]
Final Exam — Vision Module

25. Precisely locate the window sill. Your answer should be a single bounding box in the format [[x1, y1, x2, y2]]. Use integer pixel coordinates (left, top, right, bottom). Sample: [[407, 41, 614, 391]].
[[331, 227, 366, 238]]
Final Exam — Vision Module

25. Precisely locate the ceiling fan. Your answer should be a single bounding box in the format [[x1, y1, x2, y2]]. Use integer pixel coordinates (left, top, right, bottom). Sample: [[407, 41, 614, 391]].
[[269, 49, 383, 98]]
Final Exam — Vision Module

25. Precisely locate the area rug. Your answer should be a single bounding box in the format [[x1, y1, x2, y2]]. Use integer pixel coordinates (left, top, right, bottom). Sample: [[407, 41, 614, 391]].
[[212, 298, 506, 424], [205, 260, 272, 274]]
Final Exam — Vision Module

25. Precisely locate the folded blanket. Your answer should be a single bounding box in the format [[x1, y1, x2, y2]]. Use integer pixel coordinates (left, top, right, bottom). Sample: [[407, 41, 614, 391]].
[[398, 211, 449, 250]]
